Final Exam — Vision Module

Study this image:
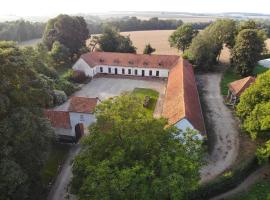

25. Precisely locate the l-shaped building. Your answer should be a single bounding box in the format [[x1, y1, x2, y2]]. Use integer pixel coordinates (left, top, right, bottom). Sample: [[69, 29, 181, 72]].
[[45, 52, 206, 141]]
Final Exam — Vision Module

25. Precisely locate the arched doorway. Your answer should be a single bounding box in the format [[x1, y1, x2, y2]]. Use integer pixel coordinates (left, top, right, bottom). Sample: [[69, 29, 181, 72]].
[[75, 123, 84, 142]]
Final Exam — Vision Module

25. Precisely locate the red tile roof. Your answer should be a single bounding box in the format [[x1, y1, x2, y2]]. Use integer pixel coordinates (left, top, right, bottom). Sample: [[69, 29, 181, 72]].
[[68, 96, 97, 113], [44, 110, 71, 129], [228, 76, 256, 97], [81, 52, 180, 69], [162, 58, 206, 134]]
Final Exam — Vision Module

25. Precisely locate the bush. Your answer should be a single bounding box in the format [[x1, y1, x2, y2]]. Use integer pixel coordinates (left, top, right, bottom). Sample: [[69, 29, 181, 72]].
[[71, 70, 89, 83], [55, 79, 78, 96], [188, 157, 260, 200], [52, 90, 67, 106]]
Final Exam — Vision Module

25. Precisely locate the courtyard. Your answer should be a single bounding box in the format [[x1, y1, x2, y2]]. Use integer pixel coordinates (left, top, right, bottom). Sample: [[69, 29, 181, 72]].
[[55, 77, 167, 117]]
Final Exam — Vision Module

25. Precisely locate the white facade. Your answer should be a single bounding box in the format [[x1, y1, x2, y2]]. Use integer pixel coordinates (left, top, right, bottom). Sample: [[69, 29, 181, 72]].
[[175, 118, 203, 140], [69, 112, 96, 135], [73, 58, 170, 78], [258, 58, 270, 68]]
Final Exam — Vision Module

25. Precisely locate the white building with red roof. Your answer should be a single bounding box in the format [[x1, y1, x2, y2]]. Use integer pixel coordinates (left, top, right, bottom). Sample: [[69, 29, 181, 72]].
[[72, 52, 206, 136]]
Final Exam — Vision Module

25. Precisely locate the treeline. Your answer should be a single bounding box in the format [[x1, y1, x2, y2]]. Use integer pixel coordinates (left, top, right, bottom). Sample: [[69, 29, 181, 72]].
[[0, 20, 45, 42], [86, 16, 211, 34]]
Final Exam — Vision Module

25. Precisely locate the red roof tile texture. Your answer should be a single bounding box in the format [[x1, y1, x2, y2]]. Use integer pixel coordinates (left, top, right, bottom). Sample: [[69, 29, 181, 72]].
[[68, 96, 97, 113], [228, 76, 256, 97], [44, 110, 71, 129], [162, 58, 206, 134], [81, 52, 180, 69]]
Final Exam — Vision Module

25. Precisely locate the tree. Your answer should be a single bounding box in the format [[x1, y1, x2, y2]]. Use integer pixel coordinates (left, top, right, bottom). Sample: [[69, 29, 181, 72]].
[[143, 43, 156, 54], [236, 70, 270, 161], [49, 41, 71, 69], [169, 23, 197, 52], [0, 41, 54, 200], [43, 14, 89, 54], [231, 29, 266, 76], [185, 19, 237, 70], [97, 26, 136, 53], [71, 94, 203, 200]]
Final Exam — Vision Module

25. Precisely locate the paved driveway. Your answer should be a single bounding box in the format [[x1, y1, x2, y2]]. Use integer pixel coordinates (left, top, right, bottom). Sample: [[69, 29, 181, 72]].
[[55, 77, 167, 117]]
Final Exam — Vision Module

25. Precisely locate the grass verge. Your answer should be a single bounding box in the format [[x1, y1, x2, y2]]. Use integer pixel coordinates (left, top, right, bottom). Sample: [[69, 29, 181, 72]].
[[132, 88, 159, 115], [220, 68, 241, 96], [232, 178, 270, 200], [253, 64, 269, 76], [41, 143, 71, 186]]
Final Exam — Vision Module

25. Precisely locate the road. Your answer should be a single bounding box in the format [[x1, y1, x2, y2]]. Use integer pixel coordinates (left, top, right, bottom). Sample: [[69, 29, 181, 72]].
[[197, 72, 240, 183], [47, 145, 80, 200]]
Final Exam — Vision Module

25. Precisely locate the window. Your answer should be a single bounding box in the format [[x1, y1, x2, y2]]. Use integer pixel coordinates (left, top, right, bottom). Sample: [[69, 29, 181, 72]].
[[142, 70, 145, 77], [122, 68, 125, 74], [100, 67, 103, 73], [108, 67, 111, 73], [156, 71, 159, 77], [135, 69, 138, 75], [80, 114, 84, 121], [128, 69, 131, 75], [149, 70, 152, 76]]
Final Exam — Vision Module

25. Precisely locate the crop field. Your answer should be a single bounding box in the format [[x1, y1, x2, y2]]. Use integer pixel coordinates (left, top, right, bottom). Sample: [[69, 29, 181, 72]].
[[121, 30, 178, 55]]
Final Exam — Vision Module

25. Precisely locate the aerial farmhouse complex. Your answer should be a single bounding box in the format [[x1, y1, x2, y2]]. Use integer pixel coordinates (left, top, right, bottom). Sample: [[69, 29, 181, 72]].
[[45, 52, 205, 140]]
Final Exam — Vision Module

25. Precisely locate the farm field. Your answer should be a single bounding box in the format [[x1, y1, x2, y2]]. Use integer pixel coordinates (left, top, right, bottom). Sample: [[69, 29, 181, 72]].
[[121, 30, 178, 55]]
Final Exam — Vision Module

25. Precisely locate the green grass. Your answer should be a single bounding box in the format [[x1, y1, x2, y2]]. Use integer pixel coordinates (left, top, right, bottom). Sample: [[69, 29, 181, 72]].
[[132, 88, 159, 115], [232, 179, 270, 200], [220, 68, 241, 96], [253, 65, 269, 75], [41, 143, 71, 186]]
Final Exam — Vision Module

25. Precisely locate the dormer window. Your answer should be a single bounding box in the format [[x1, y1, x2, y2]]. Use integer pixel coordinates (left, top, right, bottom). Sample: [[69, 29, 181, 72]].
[[143, 61, 148, 65], [158, 62, 162, 66], [128, 60, 134, 65], [99, 58, 104, 63]]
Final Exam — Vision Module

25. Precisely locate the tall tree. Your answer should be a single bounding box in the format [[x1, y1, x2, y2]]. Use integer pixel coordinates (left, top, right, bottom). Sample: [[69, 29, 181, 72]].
[[0, 41, 54, 200], [71, 94, 203, 200], [169, 23, 197, 52], [49, 41, 71, 69], [143, 43, 156, 54], [43, 14, 89, 54], [236, 70, 270, 161], [97, 26, 136, 53], [231, 29, 266, 76]]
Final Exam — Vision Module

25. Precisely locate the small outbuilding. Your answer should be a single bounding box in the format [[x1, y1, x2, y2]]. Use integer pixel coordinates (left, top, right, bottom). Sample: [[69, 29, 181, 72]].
[[227, 76, 256, 105]]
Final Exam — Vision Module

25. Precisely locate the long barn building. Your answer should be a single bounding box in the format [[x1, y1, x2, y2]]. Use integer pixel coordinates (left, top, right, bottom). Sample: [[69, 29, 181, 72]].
[[72, 52, 206, 135]]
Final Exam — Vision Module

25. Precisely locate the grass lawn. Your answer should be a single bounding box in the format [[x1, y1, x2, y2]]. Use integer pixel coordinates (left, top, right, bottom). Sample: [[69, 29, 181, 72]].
[[232, 179, 270, 200], [220, 68, 241, 96], [253, 65, 269, 75], [41, 143, 71, 186], [132, 88, 159, 115]]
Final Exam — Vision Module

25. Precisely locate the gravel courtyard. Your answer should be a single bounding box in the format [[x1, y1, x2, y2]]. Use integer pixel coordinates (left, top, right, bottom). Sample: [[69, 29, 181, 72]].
[[55, 77, 167, 117]]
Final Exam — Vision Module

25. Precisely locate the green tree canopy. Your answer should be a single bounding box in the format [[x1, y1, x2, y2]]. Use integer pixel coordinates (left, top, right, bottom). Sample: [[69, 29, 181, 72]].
[[236, 70, 270, 161], [185, 19, 237, 70], [143, 43, 156, 54], [97, 26, 136, 53], [71, 93, 203, 200], [169, 23, 197, 52], [231, 29, 266, 76], [49, 41, 71, 69], [0, 41, 54, 200], [43, 14, 89, 54]]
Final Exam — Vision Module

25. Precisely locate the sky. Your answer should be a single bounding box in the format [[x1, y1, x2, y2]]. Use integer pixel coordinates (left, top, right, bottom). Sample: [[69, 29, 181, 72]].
[[1, 0, 270, 16]]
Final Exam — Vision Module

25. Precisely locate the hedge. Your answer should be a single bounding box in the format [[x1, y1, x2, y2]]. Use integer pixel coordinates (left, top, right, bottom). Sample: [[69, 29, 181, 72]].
[[188, 157, 260, 200]]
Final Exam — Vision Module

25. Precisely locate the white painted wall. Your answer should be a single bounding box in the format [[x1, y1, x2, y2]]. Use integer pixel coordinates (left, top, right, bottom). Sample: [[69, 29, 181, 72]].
[[69, 112, 96, 134], [73, 58, 94, 77], [73, 60, 170, 78]]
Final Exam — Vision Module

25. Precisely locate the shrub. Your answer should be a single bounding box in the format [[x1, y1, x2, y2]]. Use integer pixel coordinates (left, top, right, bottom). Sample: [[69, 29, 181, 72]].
[[71, 70, 88, 83], [188, 157, 259, 200], [52, 90, 67, 106], [55, 79, 78, 96]]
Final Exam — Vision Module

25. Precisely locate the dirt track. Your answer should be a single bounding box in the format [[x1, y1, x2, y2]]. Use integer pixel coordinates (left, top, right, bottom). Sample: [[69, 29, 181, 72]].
[[197, 72, 239, 183]]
